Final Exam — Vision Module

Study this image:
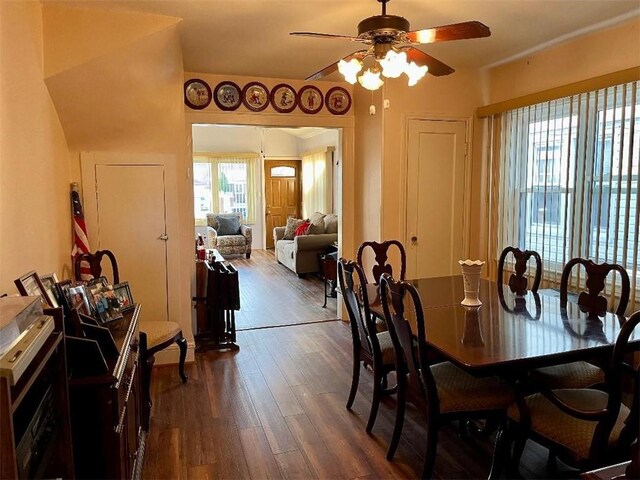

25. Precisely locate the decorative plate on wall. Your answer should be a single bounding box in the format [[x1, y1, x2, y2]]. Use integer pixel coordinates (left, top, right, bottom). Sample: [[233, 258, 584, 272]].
[[270, 84, 298, 113], [325, 87, 351, 115], [242, 82, 270, 112], [297, 85, 324, 114], [213, 81, 242, 111], [184, 79, 212, 110]]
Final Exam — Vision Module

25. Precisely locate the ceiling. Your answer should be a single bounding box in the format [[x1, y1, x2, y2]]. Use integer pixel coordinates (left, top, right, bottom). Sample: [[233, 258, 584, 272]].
[[51, 0, 639, 80]]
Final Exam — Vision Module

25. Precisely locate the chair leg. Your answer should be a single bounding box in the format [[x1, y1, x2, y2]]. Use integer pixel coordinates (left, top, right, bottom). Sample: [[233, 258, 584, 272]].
[[421, 421, 439, 480], [177, 336, 188, 383], [387, 375, 407, 460], [507, 424, 527, 478], [546, 452, 557, 474], [488, 423, 510, 479], [366, 368, 383, 433], [346, 355, 360, 410]]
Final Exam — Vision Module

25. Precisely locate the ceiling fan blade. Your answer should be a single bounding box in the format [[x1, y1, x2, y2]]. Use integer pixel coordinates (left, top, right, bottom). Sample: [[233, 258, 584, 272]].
[[290, 32, 361, 41], [405, 21, 491, 44], [306, 50, 369, 81], [402, 47, 454, 77]]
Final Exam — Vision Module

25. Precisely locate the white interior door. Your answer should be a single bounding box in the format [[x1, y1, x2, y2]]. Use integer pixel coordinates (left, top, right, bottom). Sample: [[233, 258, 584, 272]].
[[95, 164, 168, 323], [406, 119, 467, 279]]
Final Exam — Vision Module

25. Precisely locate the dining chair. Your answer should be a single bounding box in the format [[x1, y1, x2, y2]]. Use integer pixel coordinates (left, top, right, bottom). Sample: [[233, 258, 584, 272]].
[[533, 258, 631, 390], [75, 249, 188, 430], [379, 273, 515, 478], [497, 246, 542, 295], [504, 310, 640, 476], [357, 240, 406, 285], [338, 258, 396, 433]]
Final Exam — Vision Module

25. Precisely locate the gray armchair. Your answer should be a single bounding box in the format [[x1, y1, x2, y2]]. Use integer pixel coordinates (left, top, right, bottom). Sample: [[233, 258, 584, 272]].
[[206, 213, 252, 258]]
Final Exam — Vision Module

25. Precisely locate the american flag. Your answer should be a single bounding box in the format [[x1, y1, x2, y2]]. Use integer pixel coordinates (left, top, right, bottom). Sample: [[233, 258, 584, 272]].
[[71, 183, 93, 281]]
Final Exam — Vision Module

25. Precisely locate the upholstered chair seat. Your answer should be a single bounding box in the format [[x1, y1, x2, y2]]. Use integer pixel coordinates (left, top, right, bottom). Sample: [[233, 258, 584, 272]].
[[376, 331, 395, 365], [140, 320, 182, 348], [533, 361, 604, 390]]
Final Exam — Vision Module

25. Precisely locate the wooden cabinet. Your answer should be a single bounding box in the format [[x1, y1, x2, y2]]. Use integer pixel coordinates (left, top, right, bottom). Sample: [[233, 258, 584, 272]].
[[0, 307, 74, 479], [67, 305, 144, 479]]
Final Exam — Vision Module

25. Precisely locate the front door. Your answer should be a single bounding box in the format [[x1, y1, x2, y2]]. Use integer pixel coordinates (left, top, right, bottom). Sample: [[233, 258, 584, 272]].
[[406, 119, 468, 279], [265, 160, 300, 249]]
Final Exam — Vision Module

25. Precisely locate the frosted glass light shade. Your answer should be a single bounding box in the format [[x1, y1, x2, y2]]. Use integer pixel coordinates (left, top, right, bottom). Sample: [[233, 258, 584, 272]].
[[405, 61, 428, 86], [358, 69, 384, 90], [380, 50, 408, 78], [338, 58, 362, 85]]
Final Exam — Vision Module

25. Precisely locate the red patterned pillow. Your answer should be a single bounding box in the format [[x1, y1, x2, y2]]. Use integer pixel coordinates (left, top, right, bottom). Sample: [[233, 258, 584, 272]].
[[295, 220, 311, 237]]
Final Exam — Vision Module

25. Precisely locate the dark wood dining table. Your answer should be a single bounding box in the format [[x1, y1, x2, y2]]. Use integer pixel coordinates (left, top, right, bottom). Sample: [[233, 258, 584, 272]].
[[367, 275, 639, 377]]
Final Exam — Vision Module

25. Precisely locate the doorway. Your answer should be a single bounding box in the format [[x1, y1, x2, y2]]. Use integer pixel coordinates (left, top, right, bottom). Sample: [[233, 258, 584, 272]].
[[264, 160, 301, 249]]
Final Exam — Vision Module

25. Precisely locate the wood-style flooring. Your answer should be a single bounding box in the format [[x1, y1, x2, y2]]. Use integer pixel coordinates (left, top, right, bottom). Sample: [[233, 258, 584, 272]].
[[227, 249, 338, 330], [143, 320, 571, 480]]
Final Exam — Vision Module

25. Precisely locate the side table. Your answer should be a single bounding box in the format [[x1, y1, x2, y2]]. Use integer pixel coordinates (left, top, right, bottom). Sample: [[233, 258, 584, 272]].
[[319, 251, 338, 307]]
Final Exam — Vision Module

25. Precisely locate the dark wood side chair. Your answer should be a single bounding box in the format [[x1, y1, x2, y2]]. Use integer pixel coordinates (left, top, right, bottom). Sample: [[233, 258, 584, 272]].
[[357, 240, 407, 285], [497, 246, 542, 295], [74, 249, 188, 430], [338, 258, 396, 433], [534, 258, 631, 391], [503, 310, 640, 476], [379, 273, 515, 478]]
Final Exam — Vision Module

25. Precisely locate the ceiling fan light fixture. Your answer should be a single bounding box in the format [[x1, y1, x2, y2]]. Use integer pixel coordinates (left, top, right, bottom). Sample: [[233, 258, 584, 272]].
[[405, 61, 428, 86], [338, 58, 363, 84], [358, 68, 384, 91], [379, 49, 407, 78]]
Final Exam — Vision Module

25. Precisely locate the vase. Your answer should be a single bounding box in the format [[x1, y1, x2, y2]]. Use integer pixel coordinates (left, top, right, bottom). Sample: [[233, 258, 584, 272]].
[[459, 259, 485, 306]]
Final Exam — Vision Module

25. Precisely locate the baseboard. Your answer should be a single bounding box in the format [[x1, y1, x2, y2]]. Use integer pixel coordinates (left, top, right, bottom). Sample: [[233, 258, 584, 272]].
[[152, 340, 196, 365]]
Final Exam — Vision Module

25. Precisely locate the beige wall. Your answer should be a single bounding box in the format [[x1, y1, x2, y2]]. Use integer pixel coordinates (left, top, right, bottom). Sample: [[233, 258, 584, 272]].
[[0, 1, 72, 293]]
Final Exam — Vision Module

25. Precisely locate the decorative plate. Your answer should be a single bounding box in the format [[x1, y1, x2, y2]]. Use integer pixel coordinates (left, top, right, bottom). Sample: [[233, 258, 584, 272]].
[[242, 82, 270, 112], [325, 86, 352, 115], [297, 85, 324, 114], [213, 81, 242, 111], [184, 79, 212, 110], [270, 83, 298, 113]]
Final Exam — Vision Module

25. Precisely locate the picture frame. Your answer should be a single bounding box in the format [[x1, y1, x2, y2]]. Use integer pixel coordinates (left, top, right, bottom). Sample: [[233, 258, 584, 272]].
[[14, 271, 51, 308], [88, 284, 123, 324], [325, 86, 352, 115], [270, 83, 297, 113], [113, 282, 135, 312], [213, 81, 241, 111], [184, 78, 212, 110], [242, 82, 270, 112], [57, 280, 93, 316], [39, 272, 60, 308], [297, 85, 324, 114]]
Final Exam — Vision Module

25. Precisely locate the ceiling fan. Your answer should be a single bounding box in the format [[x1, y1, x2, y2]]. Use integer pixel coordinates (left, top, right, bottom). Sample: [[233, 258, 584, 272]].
[[290, 0, 490, 89]]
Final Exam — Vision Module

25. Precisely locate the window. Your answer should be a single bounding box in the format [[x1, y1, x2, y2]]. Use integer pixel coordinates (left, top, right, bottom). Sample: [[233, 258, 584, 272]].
[[270, 166, 296, 177], [193, 153, 258, 224], [498, 81, 639, 293]]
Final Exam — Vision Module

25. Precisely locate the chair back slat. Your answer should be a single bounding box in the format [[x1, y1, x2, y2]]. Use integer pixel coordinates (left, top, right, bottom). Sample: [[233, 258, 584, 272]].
[[357, 240, 406, 285], [497, 246, 542, 295]]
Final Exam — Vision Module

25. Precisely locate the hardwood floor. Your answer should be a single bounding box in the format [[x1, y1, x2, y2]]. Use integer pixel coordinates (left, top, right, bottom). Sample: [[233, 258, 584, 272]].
[[143, 321, 568, 480], [227, 249, 338, 330]]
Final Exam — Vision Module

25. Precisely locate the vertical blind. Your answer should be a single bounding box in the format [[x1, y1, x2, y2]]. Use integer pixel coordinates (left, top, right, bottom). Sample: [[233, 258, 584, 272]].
[[495, 80, 639, 312]]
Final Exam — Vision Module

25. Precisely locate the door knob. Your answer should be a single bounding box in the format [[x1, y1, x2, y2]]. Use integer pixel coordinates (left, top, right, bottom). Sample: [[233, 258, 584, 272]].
[[159, 233, 169, 241], [410, 235, 418, 245]]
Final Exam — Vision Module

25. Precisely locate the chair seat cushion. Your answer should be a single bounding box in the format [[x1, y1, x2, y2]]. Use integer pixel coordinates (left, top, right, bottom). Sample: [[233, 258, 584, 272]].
[[140, 320, 181, 348], [376, 331, 395, 365], [507, 389, 630, 462], [533, 361, 604, 390], [216, 235, 247, 247], [431, 362, 515, 413]]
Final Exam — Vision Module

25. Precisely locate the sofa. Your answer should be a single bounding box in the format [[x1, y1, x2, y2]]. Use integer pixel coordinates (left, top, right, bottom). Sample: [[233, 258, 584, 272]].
[[199, 213, 252, 258], [274, 213, 338, 276]]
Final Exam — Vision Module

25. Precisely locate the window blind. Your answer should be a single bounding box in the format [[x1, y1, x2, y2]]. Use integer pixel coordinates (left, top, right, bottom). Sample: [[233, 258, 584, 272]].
[[496, 81, 639, 312]]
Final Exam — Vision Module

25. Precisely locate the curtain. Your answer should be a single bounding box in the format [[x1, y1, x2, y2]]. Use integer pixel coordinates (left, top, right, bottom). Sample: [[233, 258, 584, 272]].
[[193, 152, 259, 224], [301, 148, 332, 218], [489, 81, 639, 312]]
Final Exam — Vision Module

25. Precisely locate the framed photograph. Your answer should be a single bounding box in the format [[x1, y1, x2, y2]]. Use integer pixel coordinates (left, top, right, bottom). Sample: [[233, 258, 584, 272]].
[[14, 271, 50, 308], [113, 282, 135, 312], [325, 86, 352, 115], [87, 276, 108, 289], [297, 85, 324, 114], [242, 82, 270, 112], [184, 79, 212, 110], [88, 284, 123, 324], [213, 81, 241, 111], [40, 272, 60, 308], [58, 281, 93, 316], [270, 83, 297, 113]]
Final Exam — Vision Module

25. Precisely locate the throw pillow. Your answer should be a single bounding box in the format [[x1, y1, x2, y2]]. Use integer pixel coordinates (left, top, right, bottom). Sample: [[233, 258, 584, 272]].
[[295, 220, 311, 237], [283, 217, 304, 240], [216, 216, 240, 236], [324, 214, 338, 234], [307, 212, 326, 235]]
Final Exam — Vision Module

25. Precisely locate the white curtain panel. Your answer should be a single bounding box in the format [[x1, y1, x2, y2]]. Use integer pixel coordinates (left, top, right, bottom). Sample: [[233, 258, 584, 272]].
[[301, 149, 332, 218]]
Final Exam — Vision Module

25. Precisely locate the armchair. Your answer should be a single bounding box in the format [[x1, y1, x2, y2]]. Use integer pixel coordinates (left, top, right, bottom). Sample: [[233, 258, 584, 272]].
[[206, 213, 252, 258]]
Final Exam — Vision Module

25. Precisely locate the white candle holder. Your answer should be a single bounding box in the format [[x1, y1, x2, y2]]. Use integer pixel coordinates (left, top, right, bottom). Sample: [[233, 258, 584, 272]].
[[459, 259, 485, 307]]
